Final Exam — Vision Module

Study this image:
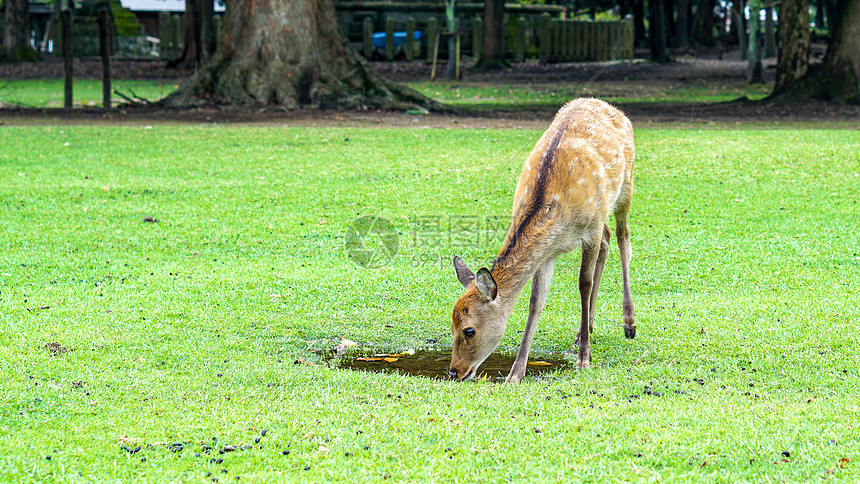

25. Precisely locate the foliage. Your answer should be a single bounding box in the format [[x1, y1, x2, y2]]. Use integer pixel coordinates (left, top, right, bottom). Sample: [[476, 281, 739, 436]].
[[0, 124, 858, 482]]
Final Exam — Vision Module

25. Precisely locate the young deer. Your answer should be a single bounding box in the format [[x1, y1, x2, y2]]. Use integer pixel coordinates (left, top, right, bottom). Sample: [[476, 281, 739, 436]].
[[449, 98, 636, 383]]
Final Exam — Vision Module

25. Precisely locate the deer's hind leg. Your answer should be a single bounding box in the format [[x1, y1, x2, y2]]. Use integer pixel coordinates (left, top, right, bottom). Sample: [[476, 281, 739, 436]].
[[586, 223, 612, 335], [615, 202, 636, 339], [575, 227, 603, 369]]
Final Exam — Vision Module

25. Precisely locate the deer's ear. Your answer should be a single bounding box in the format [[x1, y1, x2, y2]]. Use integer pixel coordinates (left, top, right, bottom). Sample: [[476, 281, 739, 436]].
[[453, 256, 475, 290], [475, 268, 498, 302]]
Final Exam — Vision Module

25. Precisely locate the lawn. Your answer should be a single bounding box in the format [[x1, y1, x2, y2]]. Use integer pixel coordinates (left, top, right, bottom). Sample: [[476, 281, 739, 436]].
[[1, 124, 858, 482], [408, 80, 772, 108], [0, 76, 772, 109], [0, 79, 179, 108]]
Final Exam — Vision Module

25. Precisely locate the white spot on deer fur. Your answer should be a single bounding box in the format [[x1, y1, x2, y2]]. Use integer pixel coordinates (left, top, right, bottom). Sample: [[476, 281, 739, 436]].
[[578, 178, 587, 185]]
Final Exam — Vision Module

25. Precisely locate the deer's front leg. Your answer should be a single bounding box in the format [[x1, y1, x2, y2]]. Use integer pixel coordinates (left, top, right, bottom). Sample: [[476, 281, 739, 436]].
[[506, 258, 556, 384]]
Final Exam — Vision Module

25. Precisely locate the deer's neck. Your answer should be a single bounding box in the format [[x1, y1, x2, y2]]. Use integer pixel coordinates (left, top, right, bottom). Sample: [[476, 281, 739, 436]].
[[490, 243, 549, 311]]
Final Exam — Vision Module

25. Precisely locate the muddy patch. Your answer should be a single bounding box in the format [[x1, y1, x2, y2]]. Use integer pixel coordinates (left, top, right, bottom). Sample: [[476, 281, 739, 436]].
[[338, 349, 569, 381], [44, 342, 71, 357]]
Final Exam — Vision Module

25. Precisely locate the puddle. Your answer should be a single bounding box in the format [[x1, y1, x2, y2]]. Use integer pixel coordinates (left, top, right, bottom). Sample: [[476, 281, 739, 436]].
[[338, 349, 570, 381]]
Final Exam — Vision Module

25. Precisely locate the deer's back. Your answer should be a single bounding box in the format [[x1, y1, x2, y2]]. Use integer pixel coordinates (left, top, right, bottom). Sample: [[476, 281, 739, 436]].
[[507, 98, 634, 254]]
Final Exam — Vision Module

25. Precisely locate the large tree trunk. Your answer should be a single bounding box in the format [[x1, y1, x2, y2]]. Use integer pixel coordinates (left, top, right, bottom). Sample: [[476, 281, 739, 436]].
[[816, 0, 860, 102], [164, 0, 438, 109], [169, 0, 216, 69], [3, 0, 36, 61], [771, 0, 810, 95], [770, 0, 859, 103], [475, 0, 508, 69]]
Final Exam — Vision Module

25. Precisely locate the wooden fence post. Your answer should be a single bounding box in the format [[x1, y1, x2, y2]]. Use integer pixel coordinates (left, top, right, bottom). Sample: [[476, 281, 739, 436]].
[[99, 8, 111, 109], [472, 16, 482, 63], [538, 12, 550, 64], [363, 17, 373, 58], [514, 16, 526, 62], [62, 9, 73, 109], [406, 17, 415, 61], [574, 21, 585, 60], [171, 14, 183, 58], [598, 21, 607, 60], [426, 17, 437, 63], [213, 15, 222, 50], [587, 21, 597, 60], [385, 16, 394, 61], [551, 19, 561, 61], [158, 11, 168, 56], [563, 19, 572, 60]]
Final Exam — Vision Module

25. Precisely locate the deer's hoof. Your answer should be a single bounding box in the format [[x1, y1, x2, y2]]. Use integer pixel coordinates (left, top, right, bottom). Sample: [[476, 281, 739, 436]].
[[624, 326, 636, 339], [576, 358, 590, 370], [505, 372, 524, 384]]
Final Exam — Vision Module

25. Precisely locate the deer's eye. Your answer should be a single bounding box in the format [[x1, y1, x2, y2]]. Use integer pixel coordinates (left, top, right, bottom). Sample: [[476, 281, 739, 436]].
[[463, 328, 476, 338]]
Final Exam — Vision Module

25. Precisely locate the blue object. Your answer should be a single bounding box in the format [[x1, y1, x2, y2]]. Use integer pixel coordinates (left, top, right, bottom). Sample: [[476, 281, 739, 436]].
[[371, 31, 423, 49]]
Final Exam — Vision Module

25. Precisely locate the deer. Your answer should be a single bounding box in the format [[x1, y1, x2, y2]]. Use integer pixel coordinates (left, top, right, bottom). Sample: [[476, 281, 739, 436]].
[[449, 98, 636, 383]]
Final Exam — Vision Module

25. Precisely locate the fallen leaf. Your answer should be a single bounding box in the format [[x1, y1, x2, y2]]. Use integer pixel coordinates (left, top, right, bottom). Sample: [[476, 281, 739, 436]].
[[383, 357, 399, 363], [528, 361, 552, 366], [356, 357, 382, 362], [839, 457, 850, 468], [334, 338, 358, 356]]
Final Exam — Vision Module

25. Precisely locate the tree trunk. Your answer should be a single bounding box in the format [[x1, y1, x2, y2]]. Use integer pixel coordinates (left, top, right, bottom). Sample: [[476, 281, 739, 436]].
[[772, 0, 810, 94], [632, 0, 647, 45], [770, 0, 859, 103], [3, 0, 36, 61], [764, 5, 775, 57], [818, 0, 860, 102], [747, 0, 764, 83], [164, 0, 438, 109], [475, 0, 508, 69], [731, 0, 747, 59], [650, 0, 671, 61], [664, 0, 677, 47], [692, 0, 715, 47], [675, 0, 690, 49], [170, 0, 216, 69]]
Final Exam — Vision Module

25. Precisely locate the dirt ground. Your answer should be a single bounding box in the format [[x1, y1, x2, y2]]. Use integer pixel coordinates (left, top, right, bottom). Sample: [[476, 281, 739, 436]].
[[1, 54, 857, 127]]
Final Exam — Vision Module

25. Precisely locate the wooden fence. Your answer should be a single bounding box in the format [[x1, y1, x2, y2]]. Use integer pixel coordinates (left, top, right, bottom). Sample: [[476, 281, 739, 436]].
[[538, 14, 634, 62], [357, 13, 635, 63]]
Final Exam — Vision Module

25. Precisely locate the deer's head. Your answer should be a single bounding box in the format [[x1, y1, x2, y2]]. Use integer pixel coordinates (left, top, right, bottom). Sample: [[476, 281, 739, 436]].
[[449, 256, 507, 381]]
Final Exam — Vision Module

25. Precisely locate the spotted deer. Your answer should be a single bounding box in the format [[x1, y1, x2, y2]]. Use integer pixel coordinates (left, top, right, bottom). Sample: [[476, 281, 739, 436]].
[[449, 98, 636, 383]]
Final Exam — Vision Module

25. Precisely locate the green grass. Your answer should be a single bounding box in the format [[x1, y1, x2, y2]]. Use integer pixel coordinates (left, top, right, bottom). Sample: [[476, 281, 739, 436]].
[[408, 80, 772, 108], [0, 79, 178, 108], [0, 76, 771, 110], [1, 124, 859, 482]]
